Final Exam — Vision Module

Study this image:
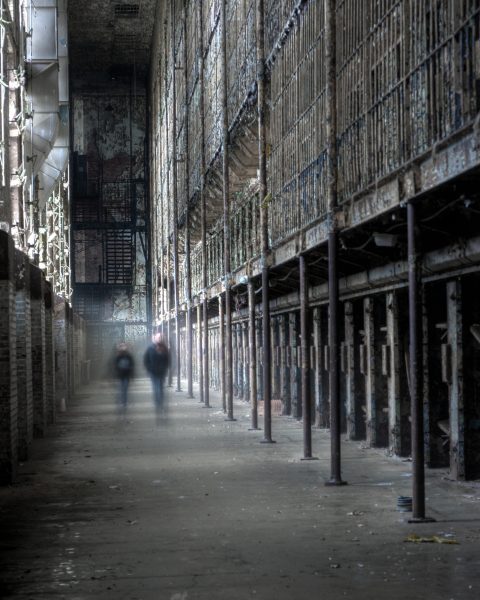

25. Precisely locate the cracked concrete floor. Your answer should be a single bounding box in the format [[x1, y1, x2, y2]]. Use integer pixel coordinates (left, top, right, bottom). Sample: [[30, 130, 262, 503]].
[[1, 378, 479, 599]]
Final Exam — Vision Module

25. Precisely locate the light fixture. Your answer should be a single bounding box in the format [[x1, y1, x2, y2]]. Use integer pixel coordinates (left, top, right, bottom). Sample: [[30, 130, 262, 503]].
[[373, 232, 398, 248]]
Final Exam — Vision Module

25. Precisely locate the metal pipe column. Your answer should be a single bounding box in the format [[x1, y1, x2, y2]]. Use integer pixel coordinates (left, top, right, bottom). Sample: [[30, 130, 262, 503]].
[[183, 0, 193, 398], [197, 302, 204, 404], [407, 201, 434, 523], [220, 0, 235, 421], [248, 280, 259, 430], [219, 293, 226, 413], [257, 0, 274, 443], [300, 255, 314, 459], [325, 0, 345, 485], [199, 0, 210, 408], [171, 0, 181, 392]]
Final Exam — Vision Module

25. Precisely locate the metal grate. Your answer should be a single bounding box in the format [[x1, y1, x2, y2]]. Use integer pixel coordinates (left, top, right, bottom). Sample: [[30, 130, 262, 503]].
[[114, 33, 137, 47], [114, 4, 140, 18]]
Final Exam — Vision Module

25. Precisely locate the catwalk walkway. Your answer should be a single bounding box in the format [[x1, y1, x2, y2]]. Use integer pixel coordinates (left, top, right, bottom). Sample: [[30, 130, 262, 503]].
[[1, 379, 479, 599]]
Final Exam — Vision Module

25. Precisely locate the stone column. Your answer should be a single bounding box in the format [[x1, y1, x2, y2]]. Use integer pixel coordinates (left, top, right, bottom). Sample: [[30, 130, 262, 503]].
[[279, 313, 290, 415], [447, 280, 465, 480], [386, 291, 409, 456], [363, 296, 388, 448], [289, 312, 300, 418]]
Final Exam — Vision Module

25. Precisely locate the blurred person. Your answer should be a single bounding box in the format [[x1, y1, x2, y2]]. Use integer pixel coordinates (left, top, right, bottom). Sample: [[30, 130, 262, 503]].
[[144, 333, 170, 422], [114, 342, 135, 417]]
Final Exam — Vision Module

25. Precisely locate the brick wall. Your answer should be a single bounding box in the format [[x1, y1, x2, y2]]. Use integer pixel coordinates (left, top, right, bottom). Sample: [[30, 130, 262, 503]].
[[54, 297, 69, 410], [44, 282, 56, 425], [15, 250, 33, 461], [30, 266, 47, 438], [0, 231, 18, 483]]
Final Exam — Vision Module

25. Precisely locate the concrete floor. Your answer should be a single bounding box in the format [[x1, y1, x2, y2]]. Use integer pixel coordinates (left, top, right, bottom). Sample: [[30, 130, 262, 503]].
[[1, 379, 479, 600]]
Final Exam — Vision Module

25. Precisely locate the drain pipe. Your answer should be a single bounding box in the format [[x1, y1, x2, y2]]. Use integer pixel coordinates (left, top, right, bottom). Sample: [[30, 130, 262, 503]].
[[407, 201, 434, 523], [199, 0, 210, 407], [221, 0, 235, 421], [257, 0, 274, 443], [325, 0, 346, 486]]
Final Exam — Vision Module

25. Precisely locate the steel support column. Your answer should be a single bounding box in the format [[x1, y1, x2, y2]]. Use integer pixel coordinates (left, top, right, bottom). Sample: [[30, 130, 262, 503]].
[[408, 201, 433, 522], [300, 255, 314, 459], [248, 280, 259, 430], [325, 0, 345, 485], [199, 0, 210, 408], [221, 0, 234, 421], [183, 0, 193, 399], [171, 0, 181, 392], [197, 303, 204, 404], [219, 293, 226, 413], [257, 0, 273, 443]]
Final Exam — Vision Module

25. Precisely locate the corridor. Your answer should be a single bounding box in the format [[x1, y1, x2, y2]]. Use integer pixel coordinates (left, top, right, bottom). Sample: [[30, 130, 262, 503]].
[[1, 381, 479, 600]]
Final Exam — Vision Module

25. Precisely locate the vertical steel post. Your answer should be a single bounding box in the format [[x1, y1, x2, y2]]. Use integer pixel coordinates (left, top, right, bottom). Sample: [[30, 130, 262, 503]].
[[164, 14, 173, 387], [257, 0, 273, 443], [219, 293, 226, 413], [248, 280, 259, 429], [325, 0, 345, 485], [408, 201, 434, 522], [197, 302, 204, 403], [220, 0, 235, 421], [300, 255, 314, 459], [183, 0, 193, 398], [243, 321, 249, 400], [199, 0, 210, 408], [171, 0, 182, 392]]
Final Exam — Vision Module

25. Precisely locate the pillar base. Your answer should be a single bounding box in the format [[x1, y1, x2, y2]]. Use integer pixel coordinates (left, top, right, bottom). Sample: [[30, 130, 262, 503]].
[[225, 417, 237, 422], [300, 456, 319, 461], [408, 516, 436, 524], [325, 479, 348, 486], [248, 427, 261, 431], [260, 439, 276, 444], [202, 405, 212, 409]]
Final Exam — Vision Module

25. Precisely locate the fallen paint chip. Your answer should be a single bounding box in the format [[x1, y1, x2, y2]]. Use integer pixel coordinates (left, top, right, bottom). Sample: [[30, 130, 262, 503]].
[[405, 534, 459, 545]]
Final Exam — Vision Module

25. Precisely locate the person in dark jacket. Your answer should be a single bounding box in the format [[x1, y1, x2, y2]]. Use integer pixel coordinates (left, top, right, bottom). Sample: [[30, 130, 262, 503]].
[[114, 342, 135, 416], [144, 333, 170, 421]]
